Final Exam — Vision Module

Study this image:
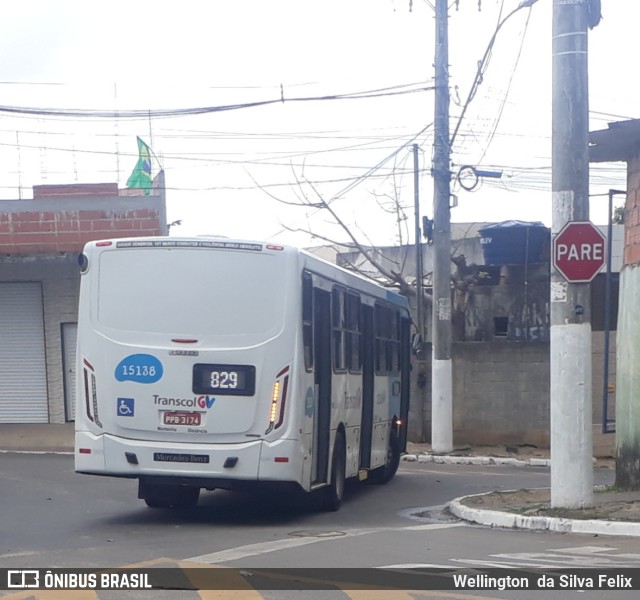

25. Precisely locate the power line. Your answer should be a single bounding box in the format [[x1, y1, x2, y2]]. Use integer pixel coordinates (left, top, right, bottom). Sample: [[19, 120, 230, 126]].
[[0, 82, 435, 120]]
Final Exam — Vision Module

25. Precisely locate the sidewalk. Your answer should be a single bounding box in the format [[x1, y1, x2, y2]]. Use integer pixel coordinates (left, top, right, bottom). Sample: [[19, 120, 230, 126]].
[[2, 425, 638, 537], [405, 442, 640, 537], [0, 423, 74, 453]]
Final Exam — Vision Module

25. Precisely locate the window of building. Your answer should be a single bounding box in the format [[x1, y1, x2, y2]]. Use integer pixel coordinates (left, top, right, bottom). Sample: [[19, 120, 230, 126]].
[[494, 316, 509, 337]]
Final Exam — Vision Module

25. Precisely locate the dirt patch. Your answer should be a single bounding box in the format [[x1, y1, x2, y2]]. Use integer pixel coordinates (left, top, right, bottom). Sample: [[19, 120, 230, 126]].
[[406, 443, 551, 460], [405, 442, 615, 468], [406, 443, 635, 521], [461, 487, 640, 522]]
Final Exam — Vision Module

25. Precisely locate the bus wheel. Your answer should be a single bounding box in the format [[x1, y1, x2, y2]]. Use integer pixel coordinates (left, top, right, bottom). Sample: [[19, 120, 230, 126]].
[[142, 485, 200, 509], [367, 434, 400, 485], [321, 433, 346, 512]]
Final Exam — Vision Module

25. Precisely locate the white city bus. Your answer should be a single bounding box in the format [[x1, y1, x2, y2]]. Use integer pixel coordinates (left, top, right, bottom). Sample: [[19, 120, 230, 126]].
[[75, 237, 411, 510]]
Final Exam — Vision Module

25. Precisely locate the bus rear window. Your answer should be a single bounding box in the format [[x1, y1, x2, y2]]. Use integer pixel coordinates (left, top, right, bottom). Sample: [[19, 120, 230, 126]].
[[96, 249, 284, 335]]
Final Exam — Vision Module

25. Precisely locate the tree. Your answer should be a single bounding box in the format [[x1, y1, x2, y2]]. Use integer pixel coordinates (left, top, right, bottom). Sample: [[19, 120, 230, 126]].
[[256, 172, 488, 342]]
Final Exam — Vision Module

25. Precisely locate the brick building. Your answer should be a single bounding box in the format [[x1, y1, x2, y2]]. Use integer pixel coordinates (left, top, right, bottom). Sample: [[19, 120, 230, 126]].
[[590, 118, 640, 484], [0, 174, 166, 424]]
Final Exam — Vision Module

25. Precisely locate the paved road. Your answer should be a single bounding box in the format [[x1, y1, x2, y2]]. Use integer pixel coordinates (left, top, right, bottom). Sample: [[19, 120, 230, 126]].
[[2, 452, 638, 599]]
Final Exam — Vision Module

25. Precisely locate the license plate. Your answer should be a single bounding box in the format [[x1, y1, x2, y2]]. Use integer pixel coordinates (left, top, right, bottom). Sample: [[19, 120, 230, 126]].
[[163, 411, 201, 426], [193, 363, 256, 396], [153, 452, 209, 463]]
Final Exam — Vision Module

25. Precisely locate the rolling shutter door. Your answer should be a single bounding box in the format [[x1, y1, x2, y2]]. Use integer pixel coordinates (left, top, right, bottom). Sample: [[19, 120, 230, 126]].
[[0, 283, 48, 423]]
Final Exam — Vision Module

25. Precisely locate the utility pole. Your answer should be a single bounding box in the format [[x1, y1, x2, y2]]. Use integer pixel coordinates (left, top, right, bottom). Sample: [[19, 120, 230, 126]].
[[550, 0, 592, 508], [431, 0, 453, 453], [413, 144, 425, 347]]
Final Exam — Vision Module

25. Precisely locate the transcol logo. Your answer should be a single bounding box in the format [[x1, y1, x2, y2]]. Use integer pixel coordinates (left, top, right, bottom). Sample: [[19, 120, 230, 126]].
[[153, 395, 216, 410], [197, 395, 216, 409]]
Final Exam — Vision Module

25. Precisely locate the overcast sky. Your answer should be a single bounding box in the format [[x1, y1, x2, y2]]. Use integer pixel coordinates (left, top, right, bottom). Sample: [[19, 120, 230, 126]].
[[0, 0, 633, 247]]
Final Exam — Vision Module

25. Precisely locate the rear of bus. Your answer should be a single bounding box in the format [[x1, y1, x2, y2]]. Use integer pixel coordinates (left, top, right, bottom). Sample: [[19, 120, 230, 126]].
[[74, 238, 303, 507]]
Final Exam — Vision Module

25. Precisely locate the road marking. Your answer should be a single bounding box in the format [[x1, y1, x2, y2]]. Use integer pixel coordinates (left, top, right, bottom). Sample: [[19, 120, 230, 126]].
[[547, 546, 640, 562], [338, 579, 512, 600], [104, 557, 263, 599], [1, 592, 97, 600], [449, 545, 640, 569], [451, 557, 560, 569], [547, 545, 613, 554], [347, 591, 509, 600], [345, 592, 415, 600], [0, 550, 40, 559], [186, 523, 464, 564], [188, 536, 341, 564], [402, 524, 465, 531], [179, 562, 263, 600]]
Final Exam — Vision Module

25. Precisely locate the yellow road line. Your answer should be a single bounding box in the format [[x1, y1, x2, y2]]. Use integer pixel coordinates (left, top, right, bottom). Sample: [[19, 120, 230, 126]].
[[2, 591, 98, 600], [123, 558, 263, 600]]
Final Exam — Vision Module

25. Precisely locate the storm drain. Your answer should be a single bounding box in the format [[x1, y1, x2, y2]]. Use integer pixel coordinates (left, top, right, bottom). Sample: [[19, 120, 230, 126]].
[[287, 530, 347, 538]]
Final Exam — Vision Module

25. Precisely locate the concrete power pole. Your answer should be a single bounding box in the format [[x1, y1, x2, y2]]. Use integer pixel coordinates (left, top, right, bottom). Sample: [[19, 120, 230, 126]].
[[550, 0, 593, 508], [431, 0, 453, 453]]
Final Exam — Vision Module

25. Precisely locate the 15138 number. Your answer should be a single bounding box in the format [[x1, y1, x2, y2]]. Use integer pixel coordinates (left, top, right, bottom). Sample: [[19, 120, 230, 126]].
[[121, 365, 157, 377]]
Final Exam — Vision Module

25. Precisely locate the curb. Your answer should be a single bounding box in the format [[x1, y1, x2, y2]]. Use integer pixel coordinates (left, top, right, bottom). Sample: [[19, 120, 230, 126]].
[[0, 449, 73, 455], [448, 489, 640, 538], [402, 453, 551, 468]]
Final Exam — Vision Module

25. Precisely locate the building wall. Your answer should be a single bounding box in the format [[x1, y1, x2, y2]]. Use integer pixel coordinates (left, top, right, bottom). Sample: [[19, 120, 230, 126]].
[[0, 195, 164, 254], [0, 183, 166, 423], [0, 255, 79, 423], [465, 278, 550, 342], [616, 152, 640, 486], [623, 154, 640, 265], [451, 342, 550, 447], [448, 335, 616, 456]]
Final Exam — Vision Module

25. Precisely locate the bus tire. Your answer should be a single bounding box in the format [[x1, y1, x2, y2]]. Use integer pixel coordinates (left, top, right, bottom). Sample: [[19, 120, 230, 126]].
[[321, 432, 346, 512], [142, 485, 200, 509], [367, 434, 400, 485]]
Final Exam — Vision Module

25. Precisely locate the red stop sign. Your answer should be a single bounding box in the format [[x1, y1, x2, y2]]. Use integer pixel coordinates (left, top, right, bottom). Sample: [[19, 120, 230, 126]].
[[553, 221, 606, 282]]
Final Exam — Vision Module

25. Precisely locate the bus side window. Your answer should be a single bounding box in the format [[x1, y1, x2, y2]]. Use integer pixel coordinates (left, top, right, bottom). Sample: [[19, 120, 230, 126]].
[[374, 303, 389, 375], [302, 272, 313, 371], [374, 304, 401, 375], [389, 309, 400, 375], [346, 291, 361, 373], [332, 286, 347, 372]]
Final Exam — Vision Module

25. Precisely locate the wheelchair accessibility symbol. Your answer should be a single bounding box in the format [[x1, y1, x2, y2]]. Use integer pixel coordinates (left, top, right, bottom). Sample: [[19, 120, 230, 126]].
[[117, 397, 135, 417]]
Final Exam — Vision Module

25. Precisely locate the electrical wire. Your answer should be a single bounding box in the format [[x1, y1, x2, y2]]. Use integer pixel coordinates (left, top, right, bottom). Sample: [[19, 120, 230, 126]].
[[0, 82, 434, 120], [449, 0, 535, 151], [473, 7, 532, 165]]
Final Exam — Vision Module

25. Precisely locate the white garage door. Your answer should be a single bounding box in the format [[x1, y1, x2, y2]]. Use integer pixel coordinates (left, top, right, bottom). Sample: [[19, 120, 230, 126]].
[[0, 283, 48, 423]]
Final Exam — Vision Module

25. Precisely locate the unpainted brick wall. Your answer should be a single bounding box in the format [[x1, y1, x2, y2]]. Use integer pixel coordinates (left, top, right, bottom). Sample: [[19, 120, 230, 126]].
[[624, 154, 640, 265], [452, 342, 550, 448], [0, 206, 162, 254], [450, 339, 616, 456]]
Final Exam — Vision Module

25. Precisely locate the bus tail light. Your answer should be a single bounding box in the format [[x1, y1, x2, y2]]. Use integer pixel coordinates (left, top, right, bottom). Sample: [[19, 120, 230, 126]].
[[265, 366, 289, 434], [82, 358, 102, 428]]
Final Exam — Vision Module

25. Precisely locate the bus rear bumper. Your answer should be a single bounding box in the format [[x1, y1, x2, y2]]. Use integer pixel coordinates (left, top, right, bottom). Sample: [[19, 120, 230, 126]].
[[74, 431, 302, 487]]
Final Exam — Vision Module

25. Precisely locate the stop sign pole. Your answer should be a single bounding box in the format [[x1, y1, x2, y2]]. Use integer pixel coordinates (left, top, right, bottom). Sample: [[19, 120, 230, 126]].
[[551, 1, 593, 509]]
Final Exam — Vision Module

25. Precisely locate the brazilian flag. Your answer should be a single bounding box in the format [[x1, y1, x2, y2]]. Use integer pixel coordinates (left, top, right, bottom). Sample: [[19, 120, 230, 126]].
[[126, 137, 152, 194]]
